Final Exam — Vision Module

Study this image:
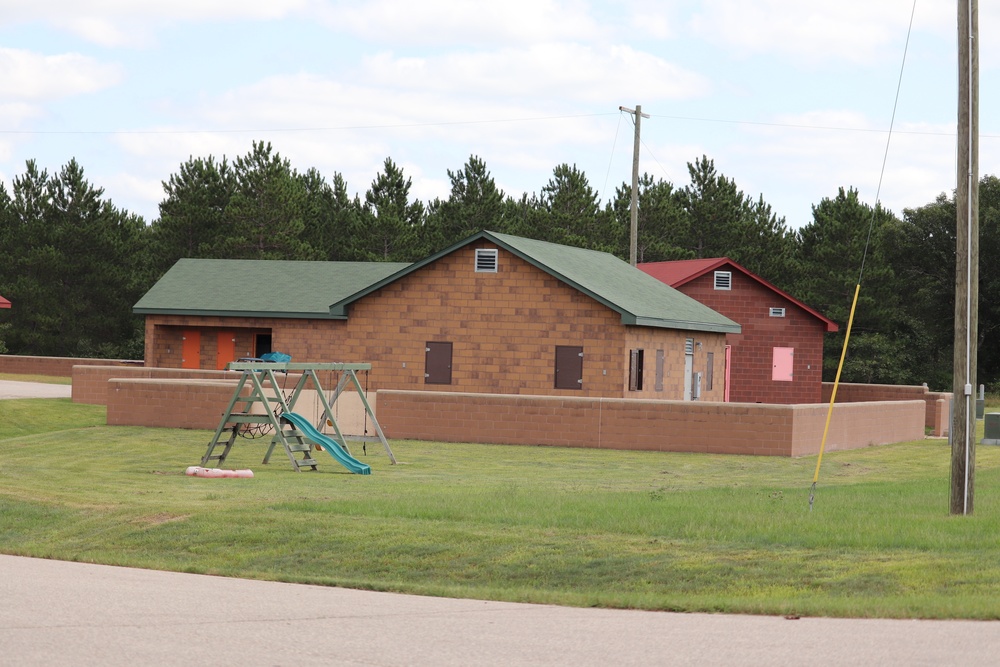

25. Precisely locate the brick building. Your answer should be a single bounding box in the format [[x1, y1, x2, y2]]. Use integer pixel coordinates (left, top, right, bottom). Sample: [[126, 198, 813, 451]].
[[638, 258, 837, 404], [0, 294, 10, 309], [135, 231, 740, 401]]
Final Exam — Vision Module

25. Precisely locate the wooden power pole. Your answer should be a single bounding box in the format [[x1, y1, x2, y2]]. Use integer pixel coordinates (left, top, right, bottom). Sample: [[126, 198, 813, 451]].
[[620, 105, 649, 266], [952, 0, 979, 515]]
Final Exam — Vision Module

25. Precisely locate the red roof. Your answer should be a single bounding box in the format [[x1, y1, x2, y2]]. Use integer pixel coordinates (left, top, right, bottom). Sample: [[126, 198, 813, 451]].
[[0, 294, 9, 309], [638, 257, 838, 332]]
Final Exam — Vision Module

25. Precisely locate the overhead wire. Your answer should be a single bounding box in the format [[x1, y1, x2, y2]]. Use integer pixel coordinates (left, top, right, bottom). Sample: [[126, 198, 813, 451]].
[[809, 0, 918, 511]]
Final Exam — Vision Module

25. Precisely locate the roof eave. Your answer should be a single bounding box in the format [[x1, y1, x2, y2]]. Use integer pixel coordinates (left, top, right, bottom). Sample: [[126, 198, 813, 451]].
[[626, 314, 742, 334], [134, 307, 345, 320]]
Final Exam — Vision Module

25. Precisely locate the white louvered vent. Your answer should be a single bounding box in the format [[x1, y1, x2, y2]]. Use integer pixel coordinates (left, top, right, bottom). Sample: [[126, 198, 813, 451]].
[[475, 248, 498, 273], [714, 270, 732, 290], [770, 307, 786, 318]]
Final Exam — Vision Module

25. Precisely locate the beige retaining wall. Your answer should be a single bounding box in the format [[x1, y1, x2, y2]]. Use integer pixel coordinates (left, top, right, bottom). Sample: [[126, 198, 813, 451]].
[[822, 382, 951, 436], [377, 391, 925, 457], [105, 376, 375, 437], [74, 365, 248, 405], [0, 354, 140, 378], [103, 375, 926, 457]]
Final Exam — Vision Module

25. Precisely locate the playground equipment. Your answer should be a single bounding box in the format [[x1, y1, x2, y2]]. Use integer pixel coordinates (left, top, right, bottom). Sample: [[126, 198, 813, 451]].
[[200, 361, 396, 474]]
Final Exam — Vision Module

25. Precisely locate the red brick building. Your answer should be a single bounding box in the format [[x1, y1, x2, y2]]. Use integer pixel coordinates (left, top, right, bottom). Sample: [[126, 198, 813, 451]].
[[638, 258, 837, 404], [135, 232, 740, 401], [0, 295, 10, 309]]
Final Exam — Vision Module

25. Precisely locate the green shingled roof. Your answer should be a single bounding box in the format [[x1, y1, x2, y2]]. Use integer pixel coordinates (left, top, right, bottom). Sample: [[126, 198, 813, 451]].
[[134, 259, 410, 319], [136, 234, 740, 334], [330, 231, 741, 334]]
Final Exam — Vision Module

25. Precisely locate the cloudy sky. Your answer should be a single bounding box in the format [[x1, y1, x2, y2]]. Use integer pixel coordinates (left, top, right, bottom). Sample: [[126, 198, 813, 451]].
[[0, 0, 995, 228]]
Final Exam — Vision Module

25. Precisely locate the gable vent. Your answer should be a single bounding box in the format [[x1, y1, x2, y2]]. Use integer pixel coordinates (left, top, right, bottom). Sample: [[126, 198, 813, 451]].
[[713, 270, 732, 290], [475, 248, 498, 273], [770, 307, 786, 318]]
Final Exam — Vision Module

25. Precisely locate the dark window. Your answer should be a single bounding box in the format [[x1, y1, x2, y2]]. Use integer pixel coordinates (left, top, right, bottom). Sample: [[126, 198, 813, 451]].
[[255, 333, 272, 357], [425, 342, 453, 384], [554, 346, 583, 390], [629, 349, 644, 391]]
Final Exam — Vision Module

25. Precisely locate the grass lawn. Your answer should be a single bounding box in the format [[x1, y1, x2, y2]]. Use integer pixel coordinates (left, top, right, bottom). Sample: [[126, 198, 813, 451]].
[[3, 397, 1000, 619]]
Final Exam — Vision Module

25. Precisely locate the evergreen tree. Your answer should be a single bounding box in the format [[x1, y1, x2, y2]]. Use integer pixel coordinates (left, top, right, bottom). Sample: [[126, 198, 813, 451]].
[[151, 155, 235, 276], [793, 187, 910, 383], [213, 141, 316, 260], [0, 159, 146, 357], [424, 155, 505, 252], [608, 174, 689, 263], [298, 169, 363, 261], [355, 158, 426, 261]]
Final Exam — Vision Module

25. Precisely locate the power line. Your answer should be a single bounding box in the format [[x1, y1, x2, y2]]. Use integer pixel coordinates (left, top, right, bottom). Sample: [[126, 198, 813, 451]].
[[1, 110, 989, 139]]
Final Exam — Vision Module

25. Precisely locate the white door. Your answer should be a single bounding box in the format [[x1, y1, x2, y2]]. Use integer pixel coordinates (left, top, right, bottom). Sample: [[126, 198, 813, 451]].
[[683, 338, 694, 401]]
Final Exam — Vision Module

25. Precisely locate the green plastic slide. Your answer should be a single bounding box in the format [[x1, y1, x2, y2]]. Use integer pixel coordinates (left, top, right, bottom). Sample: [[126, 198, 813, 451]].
[[280, 412, 371, 475]]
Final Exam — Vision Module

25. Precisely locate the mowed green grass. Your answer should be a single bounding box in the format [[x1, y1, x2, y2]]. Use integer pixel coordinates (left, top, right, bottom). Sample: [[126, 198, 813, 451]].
[[3, 398, 1000, 619]]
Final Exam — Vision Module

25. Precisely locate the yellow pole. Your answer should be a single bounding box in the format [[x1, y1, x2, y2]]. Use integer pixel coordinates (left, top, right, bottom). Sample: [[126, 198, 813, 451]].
[[810, 283, 861, 510]]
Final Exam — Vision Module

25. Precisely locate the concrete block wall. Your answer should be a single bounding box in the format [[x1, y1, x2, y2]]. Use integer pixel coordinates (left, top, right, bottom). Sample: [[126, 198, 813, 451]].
[[0, 355, 140, 378], [73, 365, 251, 405], [106, 379, 242, 429], [103, 376, 376, 436], [377, 390, 926, 457], [822, 382, 952, 436]]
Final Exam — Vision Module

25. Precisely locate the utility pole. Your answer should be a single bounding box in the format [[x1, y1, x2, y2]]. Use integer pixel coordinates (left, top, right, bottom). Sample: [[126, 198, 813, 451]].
[[951, 0, 978, 515], [620, 105, 649, 266]]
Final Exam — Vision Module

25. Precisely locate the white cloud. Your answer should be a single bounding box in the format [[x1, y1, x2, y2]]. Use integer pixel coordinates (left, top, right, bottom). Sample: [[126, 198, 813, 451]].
[[690, 0, 953, 64], [0, 0, 313, 46], [0, 48, 122, 100], [320, 0, 602, 46], [362, 44, 709, 103]]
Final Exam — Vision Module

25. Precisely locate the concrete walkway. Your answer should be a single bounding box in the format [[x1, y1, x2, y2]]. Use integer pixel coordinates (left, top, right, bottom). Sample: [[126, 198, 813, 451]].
[[2, 555, 1000, 667]]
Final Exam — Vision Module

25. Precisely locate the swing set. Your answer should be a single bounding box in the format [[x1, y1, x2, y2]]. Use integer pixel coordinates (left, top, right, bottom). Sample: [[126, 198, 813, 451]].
[[200, 360, 396, 475]]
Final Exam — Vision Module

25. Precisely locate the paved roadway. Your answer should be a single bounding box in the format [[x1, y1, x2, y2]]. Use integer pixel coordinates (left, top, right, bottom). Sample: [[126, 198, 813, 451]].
[[3, 379, 1000, 665], [0, 379, 71, 399]]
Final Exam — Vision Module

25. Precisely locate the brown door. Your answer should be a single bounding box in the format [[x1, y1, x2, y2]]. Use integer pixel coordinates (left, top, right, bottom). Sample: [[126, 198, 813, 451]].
[[554, 346, 583, 390], [181, 330, 200, 369], [424, 342, 453, 384], [217, 331, 236, 370]]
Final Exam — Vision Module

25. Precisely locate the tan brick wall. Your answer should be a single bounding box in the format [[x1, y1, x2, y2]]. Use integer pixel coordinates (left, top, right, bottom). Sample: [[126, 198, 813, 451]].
[[72, 365, 250, 405], [107, 379, 242, 429], [377, 391, 926, 457], [822, 382, 953, 436], [622, 328, 727, 401], [103, 381, 926, 457], [103, 374, 376, 434], [0, 355, 140, 377], [143, 243, 728, 400]]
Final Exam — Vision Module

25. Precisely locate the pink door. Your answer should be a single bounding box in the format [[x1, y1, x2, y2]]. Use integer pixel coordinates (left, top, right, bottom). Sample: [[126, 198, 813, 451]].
[[772, 347, 794, 382]]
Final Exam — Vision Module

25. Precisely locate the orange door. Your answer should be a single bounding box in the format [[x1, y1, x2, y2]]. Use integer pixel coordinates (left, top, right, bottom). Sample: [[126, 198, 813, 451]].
[[181, 330, 201, 369], [216, 331, 236, 370]]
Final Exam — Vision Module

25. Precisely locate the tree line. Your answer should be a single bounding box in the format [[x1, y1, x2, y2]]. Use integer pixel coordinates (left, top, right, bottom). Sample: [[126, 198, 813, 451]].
[[0, 140, 994, 391]]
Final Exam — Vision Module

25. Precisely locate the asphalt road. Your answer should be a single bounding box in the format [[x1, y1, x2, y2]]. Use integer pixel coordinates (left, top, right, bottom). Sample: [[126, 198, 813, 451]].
[[3, 379, 1000, 665], [4, 555, 1000, 667], [0, 379, 71, 399]]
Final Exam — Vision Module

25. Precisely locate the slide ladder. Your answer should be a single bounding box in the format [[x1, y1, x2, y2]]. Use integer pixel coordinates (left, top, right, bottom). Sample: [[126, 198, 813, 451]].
[[278, 412, 370, 475]]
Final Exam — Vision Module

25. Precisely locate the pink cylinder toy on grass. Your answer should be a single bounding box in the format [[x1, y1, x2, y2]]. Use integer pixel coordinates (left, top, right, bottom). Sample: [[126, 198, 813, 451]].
[[185, 466, 254, 478]]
